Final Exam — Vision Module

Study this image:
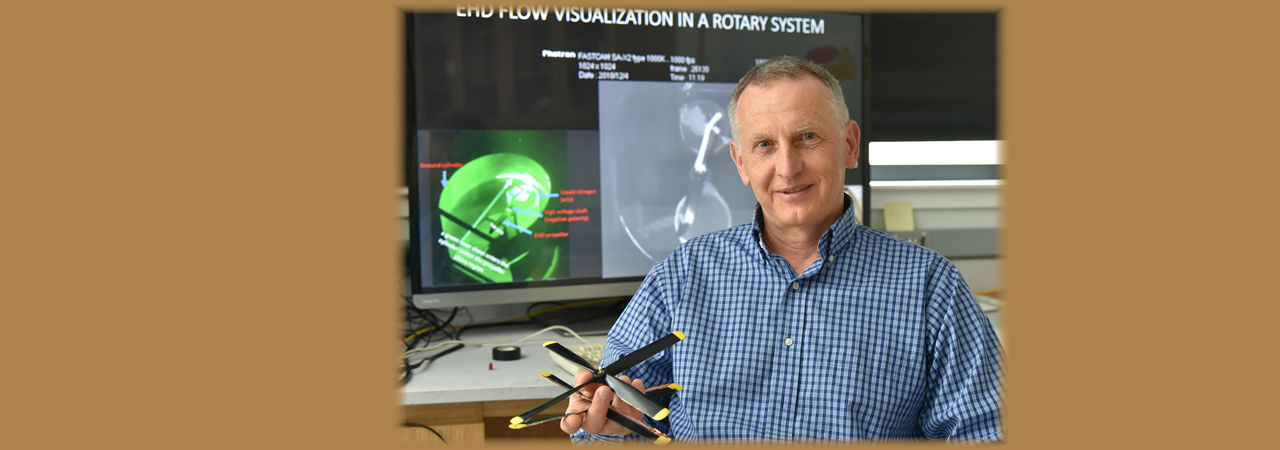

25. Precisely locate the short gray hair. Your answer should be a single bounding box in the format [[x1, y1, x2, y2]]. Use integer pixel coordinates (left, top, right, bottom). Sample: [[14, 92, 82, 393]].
[[727, 56, 850, 152]]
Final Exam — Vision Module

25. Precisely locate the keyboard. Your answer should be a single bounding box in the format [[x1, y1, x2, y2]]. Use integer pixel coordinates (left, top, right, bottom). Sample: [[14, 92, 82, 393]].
[[974, 294, 1002, 312], [549, 342, 606, 376]]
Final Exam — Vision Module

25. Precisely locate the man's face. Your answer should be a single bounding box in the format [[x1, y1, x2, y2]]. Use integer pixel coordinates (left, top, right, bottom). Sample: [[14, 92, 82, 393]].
[[729, 74, 861, 235]]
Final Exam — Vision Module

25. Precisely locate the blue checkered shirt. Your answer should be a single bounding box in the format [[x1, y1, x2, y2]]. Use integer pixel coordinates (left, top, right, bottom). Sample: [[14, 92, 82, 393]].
[[571, 196, 1003, 443]]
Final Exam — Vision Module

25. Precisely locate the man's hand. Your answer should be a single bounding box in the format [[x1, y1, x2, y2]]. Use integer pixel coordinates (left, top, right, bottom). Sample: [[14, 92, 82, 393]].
[[559, 368, 649, 436]]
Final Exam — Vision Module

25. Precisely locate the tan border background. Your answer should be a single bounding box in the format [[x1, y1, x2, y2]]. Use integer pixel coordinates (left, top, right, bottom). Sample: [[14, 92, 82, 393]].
[[4, 0, 1275, 448]]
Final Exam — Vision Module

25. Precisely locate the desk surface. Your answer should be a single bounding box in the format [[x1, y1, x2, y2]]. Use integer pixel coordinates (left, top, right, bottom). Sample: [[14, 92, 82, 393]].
[[401, 325, 606, 405], [402, 310, 1004, 405]]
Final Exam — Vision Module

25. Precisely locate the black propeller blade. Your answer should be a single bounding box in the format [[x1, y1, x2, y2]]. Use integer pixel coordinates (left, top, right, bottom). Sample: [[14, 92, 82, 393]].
[[513, 332, 687, 443], [605, 375, 669, 420], [513, 407, 671, 444], [543, 372, 680, 401], [532, 373, 673, 444], [510, 377, 595, 426], [645, 383, 682, 400], [599, 408, 671, 444], [508, 409, 589, 428], [544, 341, 600, 372], [540, 371, 577, 390], [603, 331, 684, 375]]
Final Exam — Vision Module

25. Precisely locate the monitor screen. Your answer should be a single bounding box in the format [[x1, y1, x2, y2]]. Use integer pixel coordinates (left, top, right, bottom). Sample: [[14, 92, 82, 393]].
[[407, 8, 869, 308]]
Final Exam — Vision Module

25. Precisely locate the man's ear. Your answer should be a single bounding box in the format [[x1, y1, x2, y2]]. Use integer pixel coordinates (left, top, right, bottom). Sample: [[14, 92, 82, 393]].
[[843, 120, 861, 169], [729, 141, 751, 186]]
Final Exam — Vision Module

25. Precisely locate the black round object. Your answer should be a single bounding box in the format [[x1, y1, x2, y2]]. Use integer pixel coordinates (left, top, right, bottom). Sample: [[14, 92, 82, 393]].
[[492, 346, 521, 361]]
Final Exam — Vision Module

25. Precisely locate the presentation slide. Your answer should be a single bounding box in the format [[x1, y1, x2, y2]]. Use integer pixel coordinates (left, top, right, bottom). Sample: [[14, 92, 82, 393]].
[[598, 81, 756, 278], [419, 130, 602, 287]]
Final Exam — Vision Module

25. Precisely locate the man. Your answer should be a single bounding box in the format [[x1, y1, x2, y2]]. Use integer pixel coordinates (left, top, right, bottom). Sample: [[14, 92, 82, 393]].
[[562, 56, 1003, 442]]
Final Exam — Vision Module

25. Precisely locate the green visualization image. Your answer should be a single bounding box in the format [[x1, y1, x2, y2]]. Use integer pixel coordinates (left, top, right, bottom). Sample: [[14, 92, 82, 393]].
[[431, 131, 569, 285]]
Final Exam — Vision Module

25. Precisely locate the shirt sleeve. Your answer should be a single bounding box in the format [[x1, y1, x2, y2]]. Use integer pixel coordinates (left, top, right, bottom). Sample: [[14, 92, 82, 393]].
[[569, 259, 677, 445], [918, 257, 1005, 441]]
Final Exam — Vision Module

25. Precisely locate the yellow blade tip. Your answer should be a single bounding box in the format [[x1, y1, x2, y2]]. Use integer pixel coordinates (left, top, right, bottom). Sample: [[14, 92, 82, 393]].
[[672, 331, 685, 340], [538, 372, 552, 377], [509, 423, 526, 429], [652, 408, 670, 421], [668, 383, 683, 391], [655, 436, 672, 445], [543, 341, 558, 347], [510, 417, 524, 425]]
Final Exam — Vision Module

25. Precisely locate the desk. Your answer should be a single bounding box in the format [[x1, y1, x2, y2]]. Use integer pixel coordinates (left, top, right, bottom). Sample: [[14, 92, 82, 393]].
[[400, 325, 607, 444], [400, 311, 1005, 444]]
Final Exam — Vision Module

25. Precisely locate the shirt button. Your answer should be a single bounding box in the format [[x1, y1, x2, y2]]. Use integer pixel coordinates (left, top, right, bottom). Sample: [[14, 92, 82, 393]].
[[785, 338, 794, 346], [829, 255, 837, 261], [791, 282, 800, 290]]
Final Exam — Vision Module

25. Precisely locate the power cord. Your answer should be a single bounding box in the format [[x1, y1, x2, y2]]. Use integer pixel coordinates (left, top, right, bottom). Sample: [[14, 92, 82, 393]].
[[403, 298, 464, 356], [402, 422, 446, 444], [400, 343, 464, 386], [403, 306, 460, 345]]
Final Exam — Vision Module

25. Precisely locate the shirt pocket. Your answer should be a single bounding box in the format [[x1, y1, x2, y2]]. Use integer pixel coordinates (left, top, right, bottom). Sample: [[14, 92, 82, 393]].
[[823, 341, 926, 438], [820, 344, 864, 437]]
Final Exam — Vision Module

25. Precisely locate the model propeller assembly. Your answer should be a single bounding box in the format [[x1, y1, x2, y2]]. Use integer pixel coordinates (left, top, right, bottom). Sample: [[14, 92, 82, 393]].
[[508, 331, 686, 444]]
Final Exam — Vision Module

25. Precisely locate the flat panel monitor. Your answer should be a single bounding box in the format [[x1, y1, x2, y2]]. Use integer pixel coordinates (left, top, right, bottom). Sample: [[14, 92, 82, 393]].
[[406, 8, 870, 308]]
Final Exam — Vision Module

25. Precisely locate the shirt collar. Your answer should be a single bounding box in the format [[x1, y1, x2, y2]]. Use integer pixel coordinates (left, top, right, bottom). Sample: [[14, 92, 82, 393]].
[[750, 193, 858, 260]]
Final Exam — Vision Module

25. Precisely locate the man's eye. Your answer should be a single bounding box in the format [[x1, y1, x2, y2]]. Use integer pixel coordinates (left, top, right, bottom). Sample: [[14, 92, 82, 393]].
[[802, 132, 816, 140], [755, 141, 771, 148]]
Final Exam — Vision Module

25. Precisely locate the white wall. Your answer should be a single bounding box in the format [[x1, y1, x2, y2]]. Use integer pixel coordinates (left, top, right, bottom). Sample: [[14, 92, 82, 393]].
[[868, 184, 1000, 230], [869, 184, 1002, 292]]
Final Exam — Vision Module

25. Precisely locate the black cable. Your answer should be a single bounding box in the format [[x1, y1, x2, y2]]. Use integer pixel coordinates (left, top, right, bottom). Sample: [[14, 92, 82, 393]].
[[400, 343, 465, 387], [404, 310, 431, 349], [403, 298, 461, 341], [399, 306, 463, 386], [413, 343, 464, 369], [404, 306, 461, 354], [402, 422, 446, 444], [435, 307, 460, 339], [454, 307, 475, 328], [403, 319, 433, 342], [403, 296, 443, 331], [403, 297, 447, 350], [405, 326, 430, 351]]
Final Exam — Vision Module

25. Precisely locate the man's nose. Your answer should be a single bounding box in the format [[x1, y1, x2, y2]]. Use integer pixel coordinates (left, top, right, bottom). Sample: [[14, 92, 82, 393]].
[[776, 143, 803, 178]]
